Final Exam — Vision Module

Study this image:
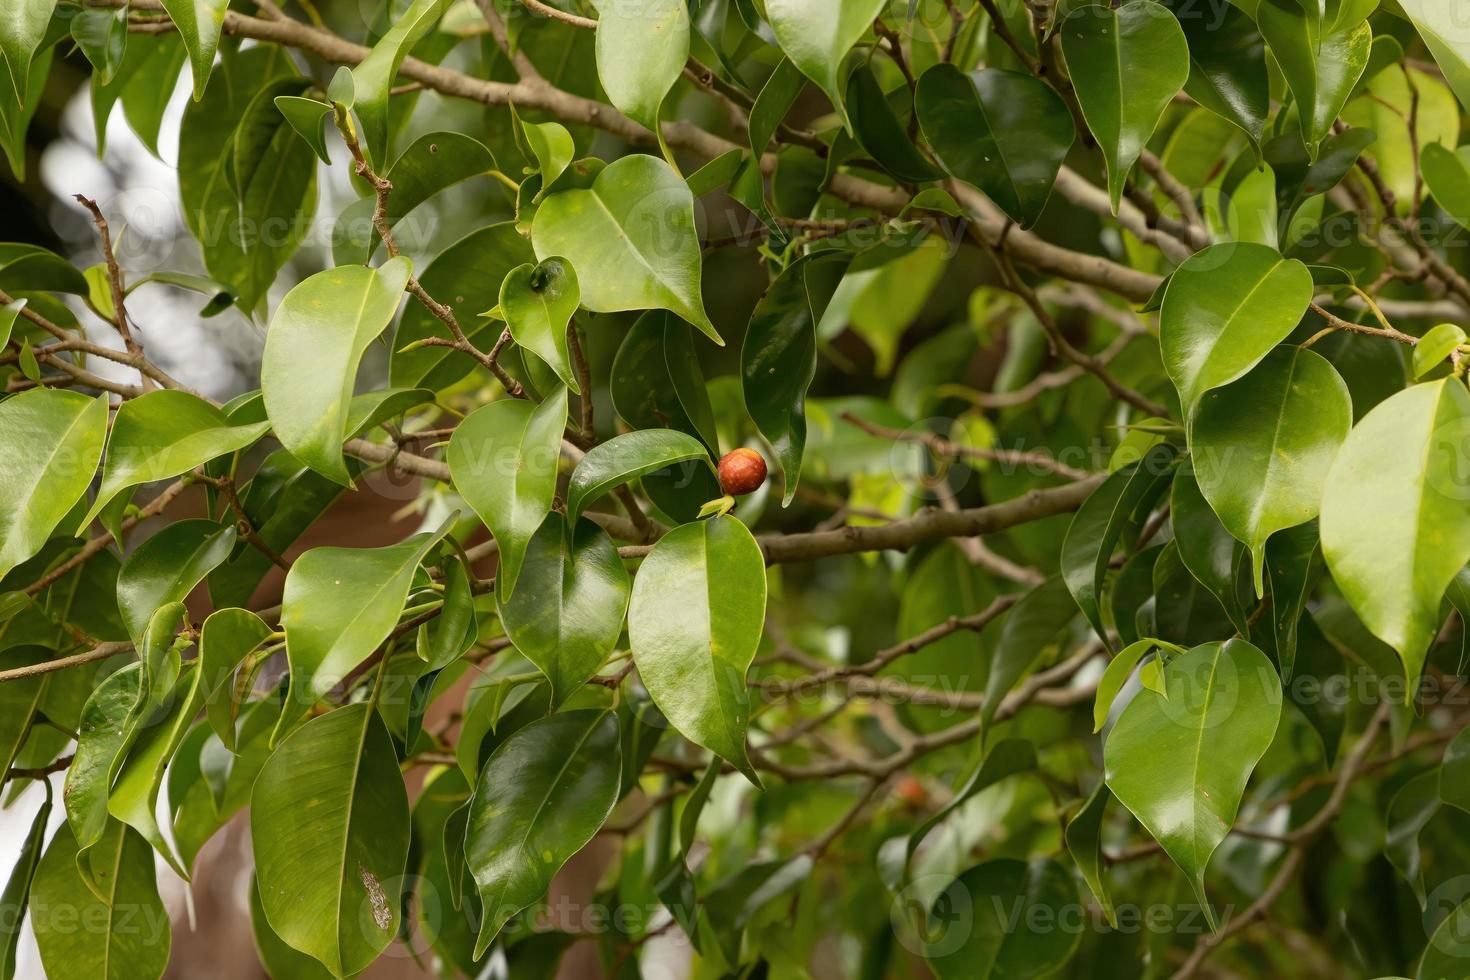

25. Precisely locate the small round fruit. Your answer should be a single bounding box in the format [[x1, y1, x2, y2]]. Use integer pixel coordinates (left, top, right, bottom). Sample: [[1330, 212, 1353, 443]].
[[718, 448, 767, 496], [895, 776, 927, 808]]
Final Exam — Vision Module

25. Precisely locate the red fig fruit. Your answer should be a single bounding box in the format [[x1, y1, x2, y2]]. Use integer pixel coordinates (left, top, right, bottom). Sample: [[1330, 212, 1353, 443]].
[[718, 448, 767, 496]]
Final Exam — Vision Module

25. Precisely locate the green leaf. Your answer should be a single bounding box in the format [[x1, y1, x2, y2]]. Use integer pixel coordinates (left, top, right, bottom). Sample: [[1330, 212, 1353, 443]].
[[1059, 1, 1189, 211], [1093, 639, 1160, 733], [0, 0, 55, 107], [31, 821, 171, 980], [1423, 142, 1470, 231], [740, 253, 849, 505], [71, 5, 127, 85], [116, 519, 235, 643], [1103, 638, 1282, 923], [79, 390, 270, 531], [1419, 897, 1470, 980], [158, 0, 227, 99], [0, 389, 107, 579], [1255, 0, 1373, 150], [64, 667, 140, 857], [499, 257, 580, 393], [1440, 725, 1470, 815], [628, 515, 766, 785], [749, 56, 805, 156], [1414, 322, 1468, 379], [170, 698, 281, 874], [923, 858, 1081, 978], [1192, 347, 1351, 594], [249, 876, 338, 980], [280, 524, 450, 715], [509, 103, 573, 193], [350, 0, 447, 169], [915, 64, 1074, 228], [1344, 67, 1458, 211], [465, 709, 621, 957], [763, 0, 885, 130], [1065, 783, 1116, 927], [1320, 379, 1470, 697], [532, 154, 719, 343], [0, 788, 48, 979], [0, 298, 23, 349], [199, 607, 273, 752], [905, 739, 1035, 866], [565, 428, 712, 526], [1164, 0, 1268, 145], [1399, 0, 1470, 113], [252, 704, 410, 977], [1159, 242, 1314, 412], [613, 309, 722, 455], [447, 388, 567, 597], [498, 513, 630, 707], [980, 577, 1076, 738], [1061, 444, 1177, 649], [1171, 467, 1251, 634], [274, 94, 333, 164], [262, 257, 412, 485], [1266, 127, 1377, 229], [0, 647, 47, 781], [1386, 770, 1438, 905], [846, 62, 945, 184], [1263, 520, 1318, 681], [594, 0, 689, 132]]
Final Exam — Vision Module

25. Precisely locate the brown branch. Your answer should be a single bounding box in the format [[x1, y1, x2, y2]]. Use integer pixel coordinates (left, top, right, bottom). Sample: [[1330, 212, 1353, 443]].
[[73, 194, 151, 389]]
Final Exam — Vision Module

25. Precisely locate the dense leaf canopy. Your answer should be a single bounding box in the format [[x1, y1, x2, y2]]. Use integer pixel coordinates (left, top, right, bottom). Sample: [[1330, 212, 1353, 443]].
[[6, 1, 1470, 978]]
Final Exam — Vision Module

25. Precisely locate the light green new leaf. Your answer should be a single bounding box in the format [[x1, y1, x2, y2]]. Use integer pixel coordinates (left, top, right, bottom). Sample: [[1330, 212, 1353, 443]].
[[509, 104, 573, 195], [1104, 639, 1282, 925], [1255, 0, 1373, 150], [924, 859, 1082, 979], [0, 789, 48, 979], [763, 0, 886, 130], [594, 0, 689, 132], [465, 709, 621, 957], [531, 153, 719, 343], [1093, 639, 1161, 733], [497, 513, 630, 708], [1060, 1, 1189, 211], [565, 428, 712, 526], [274, 94, 333, 164], [159, 0, 227, 99], [199, 607, 273, 752], [1159, 242, 1314, 412], [1321, 379, 1470, 697], [1388, 0, 1470, 115], [1416, 322, 1470, 379], [446, 388, 567, 598], [280, 524, 449, 715], [32, 821, 170, 980], [1192, 347, 1351, 594], [628, 515, 766, 785], [915, 64, 1074, 229], [1422, 136, 1470, 217], [0, 0, 56, 107], [115, 519, 236, 643], [262, 257, 412, 485], [79, 390, 270, 531], [0, 389, 107, 579], [499, 257, 580, 393], [252, 704, 410, 977], [351, 0, 448, 169]]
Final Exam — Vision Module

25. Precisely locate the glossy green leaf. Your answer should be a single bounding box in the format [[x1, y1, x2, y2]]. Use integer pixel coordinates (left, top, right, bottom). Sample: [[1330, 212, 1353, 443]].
[[262, 257, 412, 485], [1321, 379, 1470, 697], [1165, 0, 1268, 144], [465, 709, 621, 957], [915, 64, 1074, 228], [1104, 638, 1282, 922], [350, 0, 447, 169], [1171, 467, 1251, 634], [199, 607, 273, 752], [740, 253, 849, 505], [252, 704, 410, 976], [1159, 242, 1314, 411], [0, 389, 107, 579], [1060, 1, 1189, 210], [980, 577, 1076, 738], [1415, 322, 1468, 379], [1423, 143, 1470, 231], [79, 390, 270, 530], [499, 257, 580, 393], [274, 94, 332, 164], [1266, 127, 1377, 229], [64, 667, 141, 856], [565, 428, 712, 525], [158, 0, 227, 99], [923, 858, 1082, 978], [594, 0, 689, 132], [1065, 783, 1116, 926], [31, 821, 170, 980], [1255, 0, 1373, 150], [532, 154, 719, 343], [279, 523, 449, 715], [498, 513, 629, 707], [249, 876, 338, 980], [846, 63, 945, 184], [1192, 347, 1351, 594], [614, 309, 721, 455], [1093, 639, 1161, 733], [1400, 0, 1470, 114], [628, 515, 765, 784], [763, 0, 885, 129], [170, 698, 281, 874], [0, 789, 48, 979], [447, 388, 567, 597], [114, 520, 234, 646], [0, 0, 55, 107], [71, 6, 127, 85]]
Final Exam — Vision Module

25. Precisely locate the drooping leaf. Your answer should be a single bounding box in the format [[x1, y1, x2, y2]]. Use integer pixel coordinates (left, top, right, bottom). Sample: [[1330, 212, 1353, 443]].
[[1164, 0, 1268, 145], [1320, 379, 1470, 697], [1386, 770, 1439, 906], [979, 577, 1076, 738], [465, 709, 621, 957], [532, 154, 719, 343], [199, 607, 273, 752], [262, 257, 413, 485], [923, 859, 1082, 978], [446, 388, 567, 597], [846, 62, 945, 184], [249, 875, 338, 980], [613, 309, 721, 454], [628, 515, 766, 784], [0, 646, 48, 784], [497, 513, 629, 707], [1159, 242, 1314, 412], [1191, 346, 1351, 594], [565, 428, 713, 525], [1104, 638, 1282, 924], [1059, 1, 1190, 210], [0, 788, 48, 978], [351, 0, 448, 169], [1264, 520, 1319, 681], [63, 667, 141, 857], [252, 704, 410, 977], [1171, 467, 1251, 634], [499, 257, 580, 393], [594, 0, 689, 132], [0, 389, 107, 580], [915, 64, 1074, 228], [1093, 639, 1162, 733], [115, 519, 236, 644], [0, 0, 56, 107], [158, 0, 228, 99], [763, 0, 885, 129], [1065, 783, 1116, 926], [1254, 0, 1373, 150]]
